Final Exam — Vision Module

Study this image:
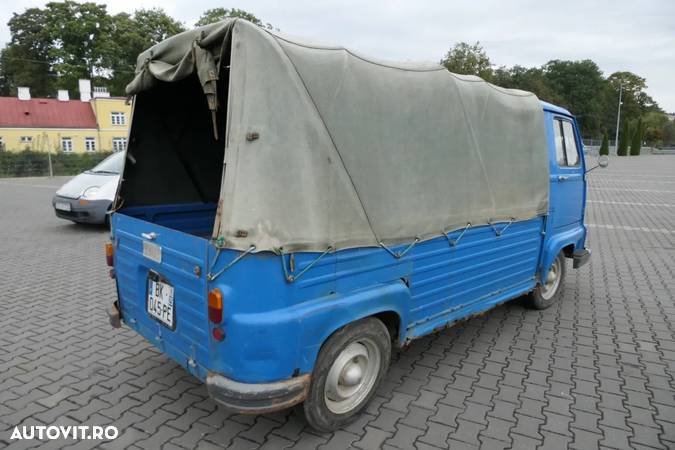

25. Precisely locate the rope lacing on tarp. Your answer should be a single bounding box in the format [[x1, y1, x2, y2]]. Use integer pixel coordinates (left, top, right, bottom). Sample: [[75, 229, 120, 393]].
[[443, 223, 471, 247], [207, 244, 256, 281], [488, 218, 515, 237], [379, 237, 420, 259], [277, 246, 334, 283]]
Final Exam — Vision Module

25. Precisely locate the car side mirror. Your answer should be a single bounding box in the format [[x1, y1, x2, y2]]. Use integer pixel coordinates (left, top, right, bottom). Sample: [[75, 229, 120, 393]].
[[586, 155, 609, 173]]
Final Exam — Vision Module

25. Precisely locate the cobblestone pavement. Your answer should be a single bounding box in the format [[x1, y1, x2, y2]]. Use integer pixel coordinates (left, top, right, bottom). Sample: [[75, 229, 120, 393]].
[[1, 155, 674, 450]]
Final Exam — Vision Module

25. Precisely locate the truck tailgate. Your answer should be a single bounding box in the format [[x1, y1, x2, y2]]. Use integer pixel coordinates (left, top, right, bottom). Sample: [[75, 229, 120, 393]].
[[112, 213, 210, 377]]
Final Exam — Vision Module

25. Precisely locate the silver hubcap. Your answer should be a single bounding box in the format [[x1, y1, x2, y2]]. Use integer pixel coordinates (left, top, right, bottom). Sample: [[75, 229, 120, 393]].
[[324, 339, 381, 414], [541, 258, 561, 300]]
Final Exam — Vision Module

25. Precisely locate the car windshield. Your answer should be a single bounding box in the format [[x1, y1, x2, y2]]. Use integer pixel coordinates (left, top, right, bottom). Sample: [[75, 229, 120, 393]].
[[88, 151, 125, 174]]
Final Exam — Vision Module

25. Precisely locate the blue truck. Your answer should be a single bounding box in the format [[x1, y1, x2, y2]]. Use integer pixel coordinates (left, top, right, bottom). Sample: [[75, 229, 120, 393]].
[[107, 19, 606, 431]]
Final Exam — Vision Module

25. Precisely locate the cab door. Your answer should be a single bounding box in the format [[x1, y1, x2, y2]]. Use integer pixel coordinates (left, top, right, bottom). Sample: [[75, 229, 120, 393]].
[[547, 114, 585, 229]]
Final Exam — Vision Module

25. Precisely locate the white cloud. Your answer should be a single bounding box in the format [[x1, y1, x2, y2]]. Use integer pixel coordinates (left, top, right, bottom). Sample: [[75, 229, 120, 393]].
[[2, 0, 674, 111]]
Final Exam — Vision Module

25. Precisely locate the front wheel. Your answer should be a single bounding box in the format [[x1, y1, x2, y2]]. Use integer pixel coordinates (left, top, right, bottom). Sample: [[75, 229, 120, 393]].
[[526, 252, 566, 309], [303, 317, 391, 432]]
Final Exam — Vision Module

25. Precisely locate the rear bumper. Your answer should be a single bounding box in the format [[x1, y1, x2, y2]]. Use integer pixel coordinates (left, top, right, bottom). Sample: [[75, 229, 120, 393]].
[[573, 248, 591, 269], [206, 372, 310, 414], [108, 298, 309, 414]]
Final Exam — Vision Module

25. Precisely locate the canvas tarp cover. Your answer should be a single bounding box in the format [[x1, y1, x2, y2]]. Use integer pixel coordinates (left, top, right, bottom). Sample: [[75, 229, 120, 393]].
[[126, 19, 549, 253]]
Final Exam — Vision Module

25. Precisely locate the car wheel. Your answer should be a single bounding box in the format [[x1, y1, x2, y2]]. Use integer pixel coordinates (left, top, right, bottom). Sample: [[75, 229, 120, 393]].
[[526, 252, 566, 309], [303, 317, 391, 432]]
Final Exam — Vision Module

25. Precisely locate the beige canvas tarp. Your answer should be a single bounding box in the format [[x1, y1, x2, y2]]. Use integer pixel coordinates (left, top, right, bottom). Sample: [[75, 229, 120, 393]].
[[126, 19, 549, 253]]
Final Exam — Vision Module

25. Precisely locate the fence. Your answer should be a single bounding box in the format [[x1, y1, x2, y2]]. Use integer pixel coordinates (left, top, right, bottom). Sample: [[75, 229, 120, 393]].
[[583, 138, 616, 148], [0, 150, 112, 178]]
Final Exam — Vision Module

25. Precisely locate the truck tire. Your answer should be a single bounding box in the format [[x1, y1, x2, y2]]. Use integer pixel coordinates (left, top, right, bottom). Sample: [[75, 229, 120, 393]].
[[526, 252, 566, 310], [303, 317, 391, 432]]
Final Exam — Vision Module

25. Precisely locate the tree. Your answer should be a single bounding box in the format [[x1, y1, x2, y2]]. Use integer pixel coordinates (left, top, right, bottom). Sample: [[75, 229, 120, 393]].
[[2, 7, 55, 96], [617, 120, 630, 156], [106, 9, 185, 94], [42, 1, 114, 93], [605, 71, 660, 138], [663, 120, 675, 147], [630, 119, 643, 155], [642, 111, 668, 146], [492, 65, 562, 105], [440, 42, 493, 80], [0, 3, 184, 97], [599, 132, 609, 156], [195, 8, 273, 29], [543, 60, 607, 138]]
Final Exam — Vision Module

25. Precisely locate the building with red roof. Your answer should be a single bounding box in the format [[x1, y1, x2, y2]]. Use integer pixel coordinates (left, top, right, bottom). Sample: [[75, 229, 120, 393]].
[[0, 81, 131, 153]]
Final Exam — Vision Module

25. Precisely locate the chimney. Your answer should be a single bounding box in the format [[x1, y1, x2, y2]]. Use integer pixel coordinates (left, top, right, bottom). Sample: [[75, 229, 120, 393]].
[[78, 79, 91, 102], [57, 90, 69, 101], [17, 87, 31, 100]]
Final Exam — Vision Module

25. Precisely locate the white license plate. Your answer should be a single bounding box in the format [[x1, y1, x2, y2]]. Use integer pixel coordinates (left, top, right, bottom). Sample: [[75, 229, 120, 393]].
[[143, 241, 162, 263], [55, 202, 71, 211], [147, 275, 175, 329]]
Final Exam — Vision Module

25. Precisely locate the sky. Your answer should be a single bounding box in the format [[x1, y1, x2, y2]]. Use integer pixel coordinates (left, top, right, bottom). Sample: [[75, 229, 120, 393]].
[[1, 0, 674, 112]]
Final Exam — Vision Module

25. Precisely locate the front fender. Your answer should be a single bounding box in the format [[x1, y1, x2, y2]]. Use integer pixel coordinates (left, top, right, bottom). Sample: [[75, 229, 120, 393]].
[[540, 225, 586, 283]]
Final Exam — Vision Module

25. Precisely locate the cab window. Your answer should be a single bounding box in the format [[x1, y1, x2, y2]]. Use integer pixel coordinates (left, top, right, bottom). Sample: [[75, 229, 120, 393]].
[[553, 119, 565, 165], [553, 118, 580, 166], [561, 121, 579, 166]]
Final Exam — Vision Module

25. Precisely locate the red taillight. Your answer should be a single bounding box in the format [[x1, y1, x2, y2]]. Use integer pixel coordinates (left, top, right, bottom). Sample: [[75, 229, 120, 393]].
[[208, 289, 223, 324], [105, 241, 114, 267]]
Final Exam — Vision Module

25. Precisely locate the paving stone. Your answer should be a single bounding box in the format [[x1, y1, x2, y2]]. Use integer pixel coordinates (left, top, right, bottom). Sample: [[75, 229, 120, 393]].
[[383, 423, 423, 449], [353, 426, 391, 450], [1, 158, 674, 449], [418, 421, 455, 448]]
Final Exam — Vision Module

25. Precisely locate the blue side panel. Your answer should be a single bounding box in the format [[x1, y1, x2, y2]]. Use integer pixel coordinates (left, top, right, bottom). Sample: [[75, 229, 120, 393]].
[[113, 204, 544, 384], [406, 218, 543, 337], [205, 217, 544, 382]]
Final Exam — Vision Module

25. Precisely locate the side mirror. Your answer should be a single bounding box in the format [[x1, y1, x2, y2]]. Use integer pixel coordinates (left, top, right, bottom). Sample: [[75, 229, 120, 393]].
[[586, 155, 609, 173]]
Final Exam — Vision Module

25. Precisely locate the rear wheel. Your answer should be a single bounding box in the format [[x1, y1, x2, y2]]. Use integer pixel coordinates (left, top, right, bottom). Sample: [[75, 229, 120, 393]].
[[303, 317, 391, 432], [526, 252, 566, 309]]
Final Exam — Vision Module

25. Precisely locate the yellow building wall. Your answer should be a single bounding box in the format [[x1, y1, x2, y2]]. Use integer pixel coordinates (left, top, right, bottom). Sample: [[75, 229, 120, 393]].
[[90, 97, 133, 152], [0, 128, 99, 153], [0, 96, 132, 153]]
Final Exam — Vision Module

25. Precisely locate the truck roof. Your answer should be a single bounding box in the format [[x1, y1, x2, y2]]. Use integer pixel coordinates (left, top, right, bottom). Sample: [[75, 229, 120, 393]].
[[541, 101, 572, 117]]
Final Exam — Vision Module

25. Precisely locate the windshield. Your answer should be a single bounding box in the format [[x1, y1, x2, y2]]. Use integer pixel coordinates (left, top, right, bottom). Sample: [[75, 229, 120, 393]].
[[89, 151, 125, 174]]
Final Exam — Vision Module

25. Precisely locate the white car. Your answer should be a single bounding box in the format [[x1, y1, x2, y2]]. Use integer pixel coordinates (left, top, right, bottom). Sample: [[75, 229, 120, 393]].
[[52, 151, 124, 225]]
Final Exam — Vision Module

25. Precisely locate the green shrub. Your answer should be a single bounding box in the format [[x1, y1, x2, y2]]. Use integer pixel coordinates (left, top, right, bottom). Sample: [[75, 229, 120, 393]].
[[0, 150, 112, 178], [617, 121, 630, 156], [599, 131, 609, 155], [630, 119, 643, 156]]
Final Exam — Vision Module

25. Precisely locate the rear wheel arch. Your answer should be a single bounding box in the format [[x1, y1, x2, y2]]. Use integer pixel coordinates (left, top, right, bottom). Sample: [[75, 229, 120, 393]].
[[311, 309, 403, 363], [372, 311, 402, 344]]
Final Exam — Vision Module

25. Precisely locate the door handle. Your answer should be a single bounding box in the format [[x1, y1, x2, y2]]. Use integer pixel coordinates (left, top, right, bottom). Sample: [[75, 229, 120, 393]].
[[557, 175, 569, 182], [141, 232, 157, 240]]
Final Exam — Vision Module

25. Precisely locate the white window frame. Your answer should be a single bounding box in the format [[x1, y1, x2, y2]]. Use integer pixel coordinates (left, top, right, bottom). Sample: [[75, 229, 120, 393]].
[[85, 137, 96, 152], [110, 111, 126, 126], [0, 137, 4, 151], [20, 136, 33, 145], [112, 137, 127, 152], [61, 137, 73, 153], [553, 117, 580, 167]]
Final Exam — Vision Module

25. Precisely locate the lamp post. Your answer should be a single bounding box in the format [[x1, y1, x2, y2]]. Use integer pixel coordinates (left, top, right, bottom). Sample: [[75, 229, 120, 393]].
[[613, 82, 623, 154]]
